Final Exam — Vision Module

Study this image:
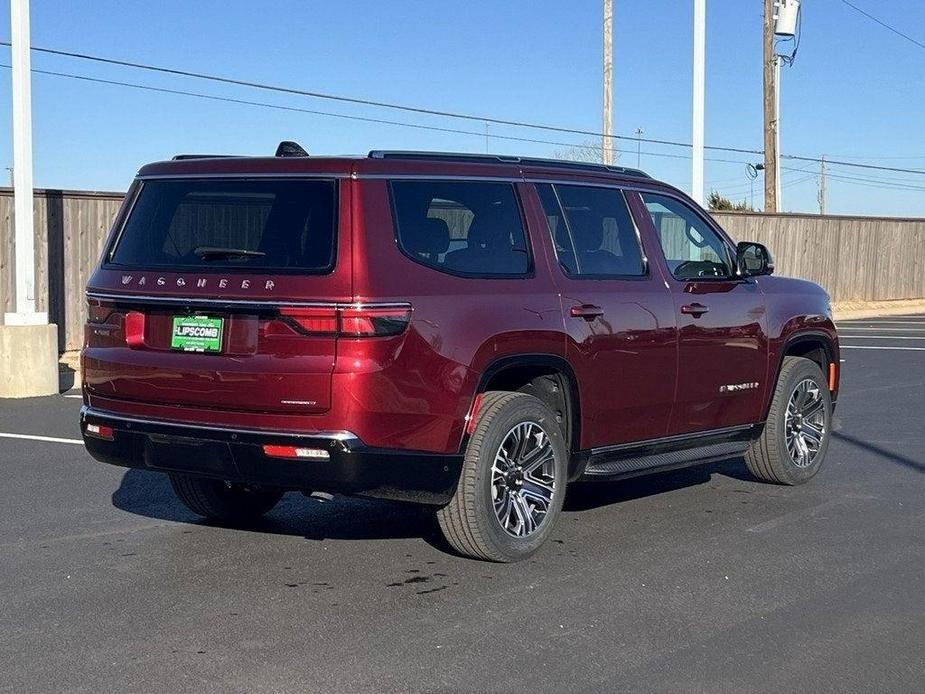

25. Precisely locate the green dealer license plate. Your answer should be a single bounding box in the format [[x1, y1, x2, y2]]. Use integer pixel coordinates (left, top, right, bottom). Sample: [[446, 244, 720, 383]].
[[171, 315, 224, 352]]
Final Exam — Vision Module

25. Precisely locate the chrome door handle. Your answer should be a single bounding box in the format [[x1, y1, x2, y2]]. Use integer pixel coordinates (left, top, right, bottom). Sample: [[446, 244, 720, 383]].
[[570, 304, 604, 321], [680, 303, 710, 316]]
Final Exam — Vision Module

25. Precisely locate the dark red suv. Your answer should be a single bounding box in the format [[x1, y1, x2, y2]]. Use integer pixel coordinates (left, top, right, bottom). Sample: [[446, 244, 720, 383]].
[[81, 145, 839, 561]]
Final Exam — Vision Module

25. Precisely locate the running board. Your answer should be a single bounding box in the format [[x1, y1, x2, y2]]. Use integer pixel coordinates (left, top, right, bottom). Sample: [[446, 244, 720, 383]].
[[581, 425, 757, 481]]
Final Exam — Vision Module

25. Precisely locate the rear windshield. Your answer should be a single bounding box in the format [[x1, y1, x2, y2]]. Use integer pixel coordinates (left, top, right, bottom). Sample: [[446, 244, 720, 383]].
[[109, 179, 337, 272]]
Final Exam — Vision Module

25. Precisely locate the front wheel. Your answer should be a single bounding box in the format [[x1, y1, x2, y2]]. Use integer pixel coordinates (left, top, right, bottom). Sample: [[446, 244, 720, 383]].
[[745, 356, 833, 485], [169, 473, 284, 524], [437, 391, 568, 562]]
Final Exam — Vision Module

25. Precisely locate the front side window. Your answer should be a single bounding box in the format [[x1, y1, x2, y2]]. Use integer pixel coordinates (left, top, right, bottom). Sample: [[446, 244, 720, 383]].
[[109, 179, 336, 272], [641, 193, 733, 279], [537, 183, 645, 277], [390, 180, 530, 276]]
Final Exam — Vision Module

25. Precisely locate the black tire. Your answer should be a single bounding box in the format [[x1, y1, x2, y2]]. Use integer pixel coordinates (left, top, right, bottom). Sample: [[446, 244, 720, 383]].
[[437, 391, 568, 562], [745, 356, 832, 485], [169, 473, 284, 524]]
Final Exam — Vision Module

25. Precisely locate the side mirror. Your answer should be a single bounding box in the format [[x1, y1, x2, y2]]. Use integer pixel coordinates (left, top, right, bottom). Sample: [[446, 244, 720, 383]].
[[736, 241, 774, 277]]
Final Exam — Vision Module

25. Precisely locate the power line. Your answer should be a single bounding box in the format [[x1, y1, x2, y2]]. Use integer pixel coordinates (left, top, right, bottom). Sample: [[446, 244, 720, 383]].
[[0, 62, 759, 170], [839, 0, 925, 52], [0, 39, 762, 157], [2, 40, 923, 176], [781, 154, 925, 176]]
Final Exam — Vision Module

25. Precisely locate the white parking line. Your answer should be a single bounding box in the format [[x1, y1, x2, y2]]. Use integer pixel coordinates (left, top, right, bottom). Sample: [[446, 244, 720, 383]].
[[841, 345, 925, 351], [841, 320, 925, 325], [841, 335, 925, 340], [0, 432, 83, 445], [841, 327, 925, 332], [63, 394, 83, 399]]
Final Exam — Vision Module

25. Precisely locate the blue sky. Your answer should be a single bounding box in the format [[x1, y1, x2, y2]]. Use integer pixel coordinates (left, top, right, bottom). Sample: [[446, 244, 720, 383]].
[[1, 0, 923, 216]]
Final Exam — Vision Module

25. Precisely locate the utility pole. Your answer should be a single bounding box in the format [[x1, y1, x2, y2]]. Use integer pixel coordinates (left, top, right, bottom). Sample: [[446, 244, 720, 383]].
[[818, 155, 827, 215], [602, 0, 614, 165], [691, 0, 706, 206], [763, 0, 779, 212]]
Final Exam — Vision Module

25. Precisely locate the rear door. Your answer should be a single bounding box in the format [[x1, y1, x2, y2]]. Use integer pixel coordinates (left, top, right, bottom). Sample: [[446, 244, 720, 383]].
[[637, 192, 769, 434], [534, 182, 677, 449], [84, 177, 347, 414]]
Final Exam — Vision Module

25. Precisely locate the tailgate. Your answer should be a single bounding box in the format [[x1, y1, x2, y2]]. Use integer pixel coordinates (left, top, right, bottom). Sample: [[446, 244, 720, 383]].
[[83, 302, 337, 414]]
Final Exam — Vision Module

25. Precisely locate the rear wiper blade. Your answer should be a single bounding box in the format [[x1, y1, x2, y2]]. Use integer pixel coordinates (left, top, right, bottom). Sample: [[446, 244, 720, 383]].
[[194, 246, 266, 260]]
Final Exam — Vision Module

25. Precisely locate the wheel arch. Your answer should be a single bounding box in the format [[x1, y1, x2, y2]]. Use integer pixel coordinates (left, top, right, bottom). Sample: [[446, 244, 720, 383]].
[[465, 354, 582, 473], [766, 330, 839, 418]]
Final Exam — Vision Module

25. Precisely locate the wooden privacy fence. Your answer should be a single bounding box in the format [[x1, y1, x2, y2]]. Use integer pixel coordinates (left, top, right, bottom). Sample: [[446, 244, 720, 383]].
[[1, 188, 124, 353], [712, 211, 925, 305], [2, 187, 925, 353]]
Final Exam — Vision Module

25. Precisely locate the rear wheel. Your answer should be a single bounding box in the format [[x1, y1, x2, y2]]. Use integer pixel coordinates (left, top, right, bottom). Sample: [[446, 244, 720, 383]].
[[437, 391, 568, 562], [745, 356, 832, 485], [169, 473, 283, 524]]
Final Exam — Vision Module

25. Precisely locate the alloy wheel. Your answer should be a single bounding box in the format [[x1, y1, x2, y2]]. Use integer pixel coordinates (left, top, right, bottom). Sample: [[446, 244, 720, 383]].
[[785, 378, 827, 468], [491, 421, 558, 537]]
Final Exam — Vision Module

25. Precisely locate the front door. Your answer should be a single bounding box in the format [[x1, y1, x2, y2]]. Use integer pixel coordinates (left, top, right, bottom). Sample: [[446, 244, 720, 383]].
[[638, 192, 769, 435], [533, 182, 677, 450]]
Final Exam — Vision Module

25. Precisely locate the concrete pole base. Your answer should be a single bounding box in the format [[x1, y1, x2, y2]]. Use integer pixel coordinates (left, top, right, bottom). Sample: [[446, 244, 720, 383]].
[[0, 323, 59, 397]]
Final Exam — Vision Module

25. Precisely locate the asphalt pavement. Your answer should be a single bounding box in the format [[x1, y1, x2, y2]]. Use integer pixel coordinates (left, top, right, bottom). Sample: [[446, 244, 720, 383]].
[[1, 315, 924, 693]]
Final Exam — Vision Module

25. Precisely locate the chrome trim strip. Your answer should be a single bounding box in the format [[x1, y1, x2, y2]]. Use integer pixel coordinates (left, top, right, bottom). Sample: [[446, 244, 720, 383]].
[[136, 173, 350, 180], [85, 291, 411, 310], [589, 424, 756, 456], [360, 173, 524, 183], [81, 405, 360, 442]]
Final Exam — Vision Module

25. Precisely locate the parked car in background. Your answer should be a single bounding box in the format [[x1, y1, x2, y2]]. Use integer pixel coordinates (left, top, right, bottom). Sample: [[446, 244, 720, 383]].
[[80, 145, 839, 561]]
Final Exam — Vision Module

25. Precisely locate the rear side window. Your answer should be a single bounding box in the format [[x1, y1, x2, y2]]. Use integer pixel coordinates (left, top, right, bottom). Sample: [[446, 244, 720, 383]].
[[536, 183, 646, 277], [390, 180, 530, 276], [109, 179, 337, 272]]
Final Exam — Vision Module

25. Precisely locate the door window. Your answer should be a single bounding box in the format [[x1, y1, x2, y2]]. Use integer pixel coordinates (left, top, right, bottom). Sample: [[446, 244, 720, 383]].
[[641, 193, 733, 280], [536, 184, 646, 277]]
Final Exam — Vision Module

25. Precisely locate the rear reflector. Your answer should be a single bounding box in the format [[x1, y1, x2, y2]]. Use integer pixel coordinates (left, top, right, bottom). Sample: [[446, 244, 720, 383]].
[[828, 362, 837, 391], [85, 423, 114, 441], [465, 393, 484, 435], [278, 304, 411, 337], [262, 444, 331, 460]]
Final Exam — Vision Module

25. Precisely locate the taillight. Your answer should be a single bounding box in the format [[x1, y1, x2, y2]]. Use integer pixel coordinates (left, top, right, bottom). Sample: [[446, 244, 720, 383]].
[[278, 304, 411, 338], [278, 307, 338, 335], [124, 311, 146, 347], [339, 306, 411, 337]]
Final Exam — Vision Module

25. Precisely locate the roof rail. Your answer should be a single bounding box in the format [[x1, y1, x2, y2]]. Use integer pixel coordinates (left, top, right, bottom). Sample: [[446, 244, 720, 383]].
[[367, 150, 651, 179], [171, 154, 238, 160]]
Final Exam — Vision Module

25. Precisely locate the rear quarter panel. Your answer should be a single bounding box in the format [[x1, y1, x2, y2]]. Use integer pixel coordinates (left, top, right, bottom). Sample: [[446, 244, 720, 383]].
[[348, 179, 566, 454]]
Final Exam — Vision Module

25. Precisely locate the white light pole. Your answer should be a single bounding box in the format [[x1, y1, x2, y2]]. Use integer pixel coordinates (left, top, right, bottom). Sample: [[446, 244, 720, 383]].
[[6, 0, 43, 326], [602, 0, 614, 165], [2, 0, 57, 399], [691, 0, 706, 206]]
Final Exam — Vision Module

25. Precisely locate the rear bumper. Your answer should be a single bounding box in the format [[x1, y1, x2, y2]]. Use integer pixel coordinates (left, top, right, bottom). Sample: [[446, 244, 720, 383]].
[[80, 406, 463, 505]]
